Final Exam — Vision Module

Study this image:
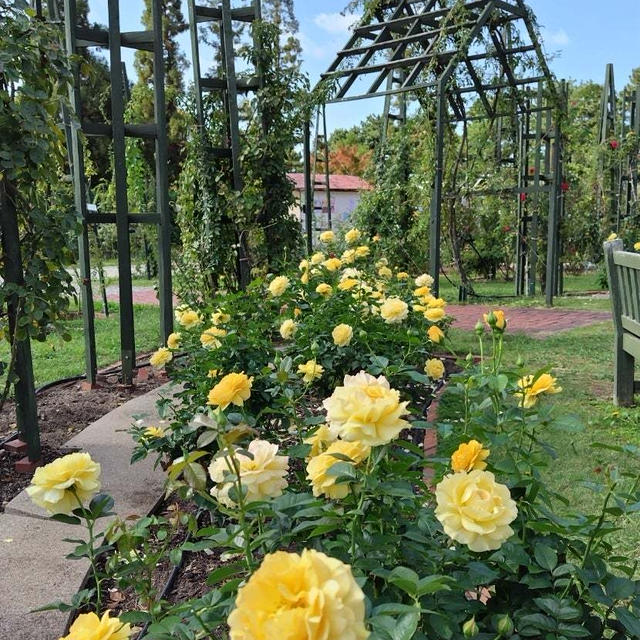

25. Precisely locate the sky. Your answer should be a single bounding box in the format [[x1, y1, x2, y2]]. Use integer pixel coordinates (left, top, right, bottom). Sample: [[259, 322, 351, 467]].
[[89, 0, 640, 134]]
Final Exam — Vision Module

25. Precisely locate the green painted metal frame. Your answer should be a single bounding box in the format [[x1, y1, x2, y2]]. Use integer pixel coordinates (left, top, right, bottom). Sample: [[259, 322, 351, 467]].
[[63, 0, 173, 386]]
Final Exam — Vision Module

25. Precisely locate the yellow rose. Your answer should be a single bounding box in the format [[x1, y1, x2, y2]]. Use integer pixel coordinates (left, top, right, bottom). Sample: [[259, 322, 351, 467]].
[[315, 283, 333, 297], [435, 470, 518, 552], [323, 371, 409, 446], [298, 359, 324, 383], [370, 290, 384, 300], [294, 307, 302, 317], [227, 548, 369, 640], [311, 251, 325, 265], [200, 328, 223, 349], [414, 286, 431, 298], [207, 368, 219, 378], [303, 424, 337, 458], [516, 373, 562, 408], [307, 440, 370, 499], [338, 278, 358, 291], [344, 228, 362, 244], [607, 232, 618, 241], [355, 245, 370, 258], [483, 309, 506, 331], [211, 310, 231, 325], [379, 297, 408, 324], [425, 358, 445, 380], [208, 372, 253, 409], [26, 452, 101, 515], [301, 270, 310, 285], [208, 439, 289, 507], [451, 440, 490, 473], [143, 426, 164, 439], [425, 307, 446, 322], [396, 271, 409, 280], [319, 230, 336, 243], [59, 611, 132, 640], [332, 323, 353, 347], [150, 347, 172, 368], [427, 325, 445, 344], [427, 297, 446, 309], [377, 265, 393, 279], [372, 234, 381, 242], [634, 241, 640, 251], [268, 276, 290, 297], [166, 332, 181, 349], [376, 258, 388, 268], [415, 273, 434, 288], [279, 318, 297, 340], [323, 257, 342, 272], [177, 308, 203, 329], [413, 304, 426, 312], [341, 248, 356, 264]]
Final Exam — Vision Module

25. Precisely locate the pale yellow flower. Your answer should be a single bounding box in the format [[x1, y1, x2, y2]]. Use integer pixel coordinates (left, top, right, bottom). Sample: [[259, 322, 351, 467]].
[[200, 328, 223, 349], [294, 307, 302, 317], [311, 251, 325, 265], [301, 270, 310, 284], [435, 470, 517, 552], [332, 323, 353, 347], [307, 440, 370, 499], [298, 359, 324, 383], [341, 248, 356, 264], [355, 245, 370, 258], [425, 307, 446, 322], [634, 241, 640, 251], [59, 611, 132, 640], [323, 371, 409, 446], [323, 257, 342, 272], [166, 332, 181, 349], [427, 297, 446, 309], [451, 440, 490, 473], [144, 426, 164, 439], [177, 309, 203, 329], [26, 452, 101, 515], [427, 325, 445, 344], [279, 318, 297, 340], [315, 283, 333, 297], [375, 258, 388, 268], [208, 372, 253, 410], [396, 271, 409, 280], [268, 276, 290, 297], [227, 549, 369, 640], [207, 368, 219, 378], [338, 278, 358, 291], [415, 273, 434, 288], [319, 230, 336, 243], [377, 265, 393, 279], [345, 228, 362, 244], [379, 297, 408, 324], [425, 358, 445, 380], [607, 232, 618, 241], [150, 347, 172, 368], [516, 373, 562, 408], [414, 286, 431, 298], [372, 234, 381, 242], [211, 310, 231, 325], [303, 424, 337, 458], [208, 439, 288, 507], [299, 258, 310, 271]]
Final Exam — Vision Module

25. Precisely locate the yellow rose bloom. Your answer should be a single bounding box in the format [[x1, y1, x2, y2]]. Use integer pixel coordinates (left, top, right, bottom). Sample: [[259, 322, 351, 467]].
[[303, 424, 337, 458], [425, 307, 446, 322], [177, 308, 203, 329], [341, 248, 356, 264], [323, 371, 409, 446], [332, 323, 353, 347], [279, 318, 297, 340], [208, 372, 253, 410], [377, 265, 393, 279], [379, 297, 408, 324], [207, 368, 219, 378], [143, 426, 164, 439], [315, 283, 333, 297], [413, 304, 426, 312], [26, 452, 101, 515], [323, 257, 342, 272], [435, 470, 518, 552], [298, 359, 324, 383], [166, 332, 181, 349], [200, 328, 223, 349], [483, 309, 507, 331], [516, 373, 562, 408], [425, 358, 445, 380], [208, 439, 289, 507], [268, 275, 290, 297], [451, 440, 490, 473], [150, 347, 172, 368], [414, 286, 431, 298], [211, 310, 231, 325], [301, 270, 310, 285], [427, 297, 447, 309], [355, 245, 370, 258], [396, 271, 409, 280], [634, 241, 640, 251], [338, 278, 358, 291], [415, 273, 434, 288], [344, 228, 362, 244], [294, 307, 302, 317], [307, 440, 370, 499], [370, 290, 384, 300], [227, 548, 369, 640], [59, 611, 132, 640], [319, 230, 336, 243], [311, 251, 325, 265], [376, 257, 388, 268], [427, 325, 445, 344], [607, 232, 618, 241], [372, 234, 381, 242]]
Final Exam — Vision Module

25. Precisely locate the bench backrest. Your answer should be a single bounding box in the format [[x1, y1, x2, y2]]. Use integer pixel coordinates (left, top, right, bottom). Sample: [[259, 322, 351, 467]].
[[604, 239, 640, 340]]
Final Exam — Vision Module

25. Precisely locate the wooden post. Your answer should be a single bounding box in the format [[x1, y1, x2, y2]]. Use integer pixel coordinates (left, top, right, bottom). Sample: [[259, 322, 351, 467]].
[[430, 81, 446, 297]]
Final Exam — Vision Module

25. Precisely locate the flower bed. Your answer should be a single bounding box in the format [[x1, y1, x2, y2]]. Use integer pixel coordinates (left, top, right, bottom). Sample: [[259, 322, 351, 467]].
[[25, 229, 640, 639]]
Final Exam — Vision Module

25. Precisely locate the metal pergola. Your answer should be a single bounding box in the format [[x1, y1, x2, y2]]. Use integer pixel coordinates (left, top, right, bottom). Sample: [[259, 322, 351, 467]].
[[304, 0, 566, 304]]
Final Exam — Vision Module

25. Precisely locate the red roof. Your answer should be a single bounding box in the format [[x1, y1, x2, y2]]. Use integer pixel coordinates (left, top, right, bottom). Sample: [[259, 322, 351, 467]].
[[287, 173, 372, 192]]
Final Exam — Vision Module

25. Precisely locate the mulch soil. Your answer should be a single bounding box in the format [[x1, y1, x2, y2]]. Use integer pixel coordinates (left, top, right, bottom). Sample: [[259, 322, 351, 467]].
[[0, 364, 166, 512]]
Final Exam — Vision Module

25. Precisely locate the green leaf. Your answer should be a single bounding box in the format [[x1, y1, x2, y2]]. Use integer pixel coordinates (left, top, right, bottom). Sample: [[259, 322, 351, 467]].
[[50, 513, 81, 525], [615, 607, 640, 637], [387, 567, 419, 596], [391, 611, 420, 640], [534, 543, 558, 571]]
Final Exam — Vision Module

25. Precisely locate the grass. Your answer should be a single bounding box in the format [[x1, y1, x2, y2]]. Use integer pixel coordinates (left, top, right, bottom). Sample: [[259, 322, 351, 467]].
[[438, 318, 640, 558], [0, 303, 162, 388]]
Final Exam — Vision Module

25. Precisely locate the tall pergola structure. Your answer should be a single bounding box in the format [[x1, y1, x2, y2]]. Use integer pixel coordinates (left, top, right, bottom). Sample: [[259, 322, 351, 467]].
[[306, 0, 565, 304]]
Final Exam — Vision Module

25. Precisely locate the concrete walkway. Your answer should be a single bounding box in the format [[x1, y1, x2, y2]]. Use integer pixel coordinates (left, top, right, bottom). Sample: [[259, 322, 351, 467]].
[[1, 384, 172, 640]]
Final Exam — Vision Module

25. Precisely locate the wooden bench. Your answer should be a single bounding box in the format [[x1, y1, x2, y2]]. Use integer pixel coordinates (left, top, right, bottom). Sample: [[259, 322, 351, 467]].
[[604, 239, 640, 406]]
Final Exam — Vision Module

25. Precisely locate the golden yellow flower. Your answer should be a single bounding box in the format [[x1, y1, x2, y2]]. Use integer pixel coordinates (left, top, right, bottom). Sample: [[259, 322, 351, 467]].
[[227, 548, 369, 640], [208, 372, 253, 409], [59, 610, 132, 640], [376, 257, 388, 268], [607, 232, 618, 241], [377, 265, 393, 279], [415, 273, 434, 288], [338, 278, 358, 291], [413, 304, 426, 312], [166, 332, 181, 349], [323, 371, 409, 446], [144, 426, 164, 439], [425, 358, 445, 380], [427, 325, 445, 344], [294, 307, 302, 317], [307, 440, 370, 499], [27, 452, 101, 515], [435, 470, 518, 552], [208, 439, 289, 507], [372, 234, 381, 242], [427, 297, 446, 309], [279, 318, 297, 340], [150, 347, 173, 368], [320, 230, 336, 243], [301, 270, 310, 285], [370, 290, 384, 300], [414, 286, 431, 298], [451, 440, 490, 473], [396, 271, 409, 280], [298, 359, 324, 383], [341, 248, 356, 264], [332, 323, 353, 347], [177, 308, 203, 329], [200, 328, 222, 349], [315, 283, 333, 297], [634, 241, 640, 251], [355, 245, 370, 258], [516, 373, 562, 408], [425, 307, 446, 322], [379, 297, 408, 324], [323, 257, 342, 272], [345, 228, 362, 244], [268, 276, 290, 297], [483, 309, 506, 331], [311, 251, 325, 265], [207, 368, 219, 378], [303, 424, 337, 458], [211, 310, 231, 325]]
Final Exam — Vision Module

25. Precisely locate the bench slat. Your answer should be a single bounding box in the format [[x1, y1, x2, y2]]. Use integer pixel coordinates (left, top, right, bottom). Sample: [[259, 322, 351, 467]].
[[623, 332, 640, 360], [613, 251, 640, 269], [622, 316, 640, 339]]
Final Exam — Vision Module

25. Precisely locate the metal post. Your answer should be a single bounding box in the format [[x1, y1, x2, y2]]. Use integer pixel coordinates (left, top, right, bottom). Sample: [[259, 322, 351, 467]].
[[303, 118, 313, 253], [430, 81, 446, 296], [187, 0, 204, 129], [528, 81, 543, 296], [321, 104, 332, 229]]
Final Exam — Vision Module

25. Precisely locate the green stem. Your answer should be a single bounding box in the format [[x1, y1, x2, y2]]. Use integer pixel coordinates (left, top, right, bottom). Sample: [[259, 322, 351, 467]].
[[72, 490, 102, 612]]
